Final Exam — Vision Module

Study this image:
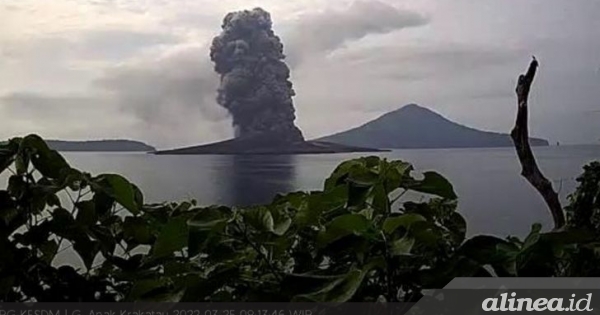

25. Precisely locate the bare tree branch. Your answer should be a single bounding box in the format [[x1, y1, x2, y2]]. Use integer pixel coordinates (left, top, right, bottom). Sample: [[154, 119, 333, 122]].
[[511, 57, 565, 229]]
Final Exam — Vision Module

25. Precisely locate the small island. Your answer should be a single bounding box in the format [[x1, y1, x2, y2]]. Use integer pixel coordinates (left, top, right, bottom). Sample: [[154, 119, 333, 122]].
[[45, 140, 155, 152]]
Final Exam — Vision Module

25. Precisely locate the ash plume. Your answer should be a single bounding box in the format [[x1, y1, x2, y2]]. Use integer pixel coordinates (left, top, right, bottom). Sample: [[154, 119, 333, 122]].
[[210, 8, 304, 144]]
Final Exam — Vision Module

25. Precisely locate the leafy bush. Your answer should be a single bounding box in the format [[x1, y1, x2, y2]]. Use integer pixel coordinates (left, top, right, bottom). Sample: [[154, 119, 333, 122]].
[[1, 135, 599, 302]]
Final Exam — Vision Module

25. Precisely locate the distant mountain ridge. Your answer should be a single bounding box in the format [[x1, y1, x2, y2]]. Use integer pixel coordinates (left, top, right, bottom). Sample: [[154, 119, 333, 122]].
[[317, 104, 549, 149], [45, 140, 155, 152]]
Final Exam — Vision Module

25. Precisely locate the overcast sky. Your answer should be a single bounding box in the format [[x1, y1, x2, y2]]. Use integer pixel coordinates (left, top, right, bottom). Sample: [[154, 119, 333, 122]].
[[1, 0, 599, 148]]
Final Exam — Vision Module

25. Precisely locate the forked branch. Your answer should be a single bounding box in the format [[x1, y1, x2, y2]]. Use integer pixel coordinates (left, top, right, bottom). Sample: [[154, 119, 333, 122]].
[[510, 57, 566, 229]]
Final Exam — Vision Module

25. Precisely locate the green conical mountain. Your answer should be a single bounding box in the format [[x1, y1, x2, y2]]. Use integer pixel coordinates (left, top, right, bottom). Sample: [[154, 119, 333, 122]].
[[317, 104, 548, 149]]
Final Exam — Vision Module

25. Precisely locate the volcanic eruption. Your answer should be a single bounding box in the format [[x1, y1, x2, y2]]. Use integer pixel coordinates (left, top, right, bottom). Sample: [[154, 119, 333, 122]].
[[154, 8, 383, 155], [210, 8, 304, 144]]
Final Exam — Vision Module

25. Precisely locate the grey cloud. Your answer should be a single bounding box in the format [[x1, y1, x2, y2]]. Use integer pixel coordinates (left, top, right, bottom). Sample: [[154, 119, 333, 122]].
[[1, 92, 105, 118], [0, 92, 134, 140], [1, 37, 74, 62], [2, 30, 180, 63], [337, 44, 525, 80], [464, 88, 514, 101], [80, 30, 181, 60], [0, 36, 93, 93], [293, 43, 526, 112], [163, 11, 223, 31], [1, 4, 20, 11], [283, 1, 428, 66], [94, 45, 227, 124], [0, 29, 182, 94], [91, 45, 235, 147]]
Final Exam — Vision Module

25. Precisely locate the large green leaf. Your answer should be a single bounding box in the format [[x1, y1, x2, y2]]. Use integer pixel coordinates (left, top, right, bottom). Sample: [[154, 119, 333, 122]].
[[0, 139, 18, 174], [317, 214, 371, 247], [123, 217, 153, 244], [108, 254, 144, 272], [383, 160, 413, 192], [391, 237, 415, 256], [444, 212, 467, 243], [127, 277, 173, 301], [272, 191, 308, 209], [522, 223, 542, 250], [324, 160, 364, 191], [22, 135, 71, 180], [270, 207, 293, 236], [96, 174, 140, 214], [293, 270, 361, 302], [93, 191, 115, 218], [187, 206, 231, 230], [410, 220, 444, 246], [460, 235, 519, 263], [75, 200, 97, 227], [382, 214, 427, 234], [39, 239, 59, 264], [73, 237, 100, 270], [371, 183, 390, 214], [405, 171, 457, 199], [187, 207, 231, 257], [294, 258, 384, 302], [347, 185, 372, 209], [325, 157, 384, 187], [347, 167, 380, 187], [50, 208, 77, 232], [15, 154, 29, 175], [391, 160, 413, 177], [419, 256, 494, 288], [13, 221, 51, 246], [132, 184, 144, 213], [152, 217, 189, 259], [459, 235, 519, 276], [8, 175, 26, 199], [89, 225, 117, 256], [243, 207, 275, 233], [514, 224, 555, 276], [296, 187, 347, 227]]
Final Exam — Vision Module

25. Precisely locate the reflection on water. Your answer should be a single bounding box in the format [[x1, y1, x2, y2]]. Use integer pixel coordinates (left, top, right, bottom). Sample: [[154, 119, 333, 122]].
[[217, 155, 297, 207]]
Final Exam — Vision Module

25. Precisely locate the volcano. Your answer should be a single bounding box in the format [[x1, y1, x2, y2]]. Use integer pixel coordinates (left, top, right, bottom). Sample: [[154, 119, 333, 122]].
[[153, 137, 386, 155], [153, 8, 383, 155]]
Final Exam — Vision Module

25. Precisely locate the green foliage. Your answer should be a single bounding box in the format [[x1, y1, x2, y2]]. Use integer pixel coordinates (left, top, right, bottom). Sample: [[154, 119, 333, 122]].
[[1, 135, 600, 302]]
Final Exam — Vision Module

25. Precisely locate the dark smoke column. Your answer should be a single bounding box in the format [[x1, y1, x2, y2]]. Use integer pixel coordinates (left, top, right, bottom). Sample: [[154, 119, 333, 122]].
[[210, 8, 305, 144]]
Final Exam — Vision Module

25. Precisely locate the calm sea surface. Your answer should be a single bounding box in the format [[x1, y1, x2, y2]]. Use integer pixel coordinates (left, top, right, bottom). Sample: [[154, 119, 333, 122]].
[[56, 145, 600, 238]]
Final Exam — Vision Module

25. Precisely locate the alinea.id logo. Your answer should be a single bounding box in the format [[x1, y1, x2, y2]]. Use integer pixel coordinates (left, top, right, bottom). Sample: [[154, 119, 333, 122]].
[[482, 292, 593, 312]]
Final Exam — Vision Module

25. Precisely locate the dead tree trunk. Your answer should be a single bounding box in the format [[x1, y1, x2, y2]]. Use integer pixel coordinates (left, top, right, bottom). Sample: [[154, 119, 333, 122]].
[[511, 57, 565, 229]]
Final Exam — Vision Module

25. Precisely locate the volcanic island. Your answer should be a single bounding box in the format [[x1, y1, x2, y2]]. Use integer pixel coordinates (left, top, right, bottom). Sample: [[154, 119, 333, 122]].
[[153, 8, 384, 155]]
